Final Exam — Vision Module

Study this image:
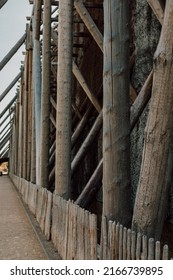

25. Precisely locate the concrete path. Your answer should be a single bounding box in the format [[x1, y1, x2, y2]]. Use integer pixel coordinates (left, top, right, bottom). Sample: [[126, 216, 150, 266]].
[[0, 176, 47, 260]]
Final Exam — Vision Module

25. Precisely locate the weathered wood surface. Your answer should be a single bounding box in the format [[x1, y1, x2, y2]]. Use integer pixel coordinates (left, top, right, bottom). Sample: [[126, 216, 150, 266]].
[[0, 72, 21, 102], [55, 0, 73, 198], [74, 0, 103, 51], [132, 0, 173, 240], [147, 0, 164, 24], [0, 0, 7, 9], [71, 110, 103, 174], [33, 2, 42, 185], [40, 0, 51, 189], [0, 33, 26, 71], [103, 0, 131, 226], [100, 216, 169, 260]]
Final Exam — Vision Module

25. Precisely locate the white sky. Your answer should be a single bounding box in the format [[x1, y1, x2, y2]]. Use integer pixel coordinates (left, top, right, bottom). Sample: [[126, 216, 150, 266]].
[[0, 0, 32, 155], [0, 0, 32, 115]]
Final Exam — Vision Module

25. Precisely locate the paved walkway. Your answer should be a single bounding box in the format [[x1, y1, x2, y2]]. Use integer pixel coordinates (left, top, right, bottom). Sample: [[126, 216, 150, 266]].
[[0, 176, 47, 260]]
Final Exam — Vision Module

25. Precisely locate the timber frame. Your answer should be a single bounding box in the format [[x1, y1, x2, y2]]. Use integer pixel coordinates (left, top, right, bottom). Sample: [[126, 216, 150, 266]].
[[1, 0, 173, 258]]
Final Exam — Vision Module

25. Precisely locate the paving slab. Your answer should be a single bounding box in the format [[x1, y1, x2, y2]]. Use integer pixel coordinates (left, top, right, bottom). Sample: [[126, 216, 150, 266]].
[[0, 176, 47, 260]]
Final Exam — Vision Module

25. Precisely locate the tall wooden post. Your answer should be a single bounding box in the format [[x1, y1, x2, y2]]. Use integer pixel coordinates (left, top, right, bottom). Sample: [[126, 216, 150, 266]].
[[22, 53, 29, 179], [103, 0, 131, 226], [40, 0, 51, 188], [55, 0, 74, 198], [32, 0, 42, 185], [132, 0, 173, 240], [26, 49, 33, 181], [18, 77, 23, 178]]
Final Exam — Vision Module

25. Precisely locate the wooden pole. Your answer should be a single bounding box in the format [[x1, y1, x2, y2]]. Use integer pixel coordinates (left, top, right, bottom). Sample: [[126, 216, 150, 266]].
[[0, 72, 21, 102], [55, 0, 74, 198], [22, 53, 29, 179], [40, 0, 51, 188], [71, 110, 103, 175], [0, 34, 26, 71], [32, 1, 42, 185], [34, 0, 42, 40], [26, 50, 33, 181], [0, 107, 14, 127], [132, 0, 173, 240], [74, 0, 103, 51], [0, 95, 18, 119], [18, 86, 23, 178], [147, 0, 164, 24], [0, 0, 7, 9], [103, 0, 131, 226]]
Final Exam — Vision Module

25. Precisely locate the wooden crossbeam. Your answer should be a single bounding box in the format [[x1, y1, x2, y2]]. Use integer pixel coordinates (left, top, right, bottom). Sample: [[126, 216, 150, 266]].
[[147, 0, 164, 24], [0, 107, 14, 128], [51, 28, 102, 113], [72, 60, 102, 112], [0, 33, 26, 71], [0, 94, 18, 119], [74, 0, 103, 51], [0, 72, 21, 102], [0, 0, 7, 9]]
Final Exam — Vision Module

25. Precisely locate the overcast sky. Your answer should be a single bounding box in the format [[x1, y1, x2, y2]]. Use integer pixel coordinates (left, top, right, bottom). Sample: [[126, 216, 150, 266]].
[[0, 0, 32, 115]]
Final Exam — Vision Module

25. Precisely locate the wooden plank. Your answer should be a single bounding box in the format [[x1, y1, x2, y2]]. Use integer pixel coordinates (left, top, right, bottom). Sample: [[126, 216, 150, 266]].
[[44, 190, 52, 240], [141, 235, 148, 260], [90, 213, 97, 259], [28, 182, 38, 215], [148, 238, 155, 260], [100, 216, 108, 260], [136, 232, 142, 260], [118, 225, 123, 260], [127, 228, 131, 260], [131, 231, 136, 260], [64, 200, 70, 259], [162, 244, 169, 260], [123, 227, 127, 260], [115, 222, 120, 260], [155, 241, 161, 260], [84, 210, 90, 259]]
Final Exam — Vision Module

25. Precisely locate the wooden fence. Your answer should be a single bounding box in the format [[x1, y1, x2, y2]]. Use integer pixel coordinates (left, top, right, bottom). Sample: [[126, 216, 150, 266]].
[[100, 216, 169, 260], [10, 175, 170, 260]]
